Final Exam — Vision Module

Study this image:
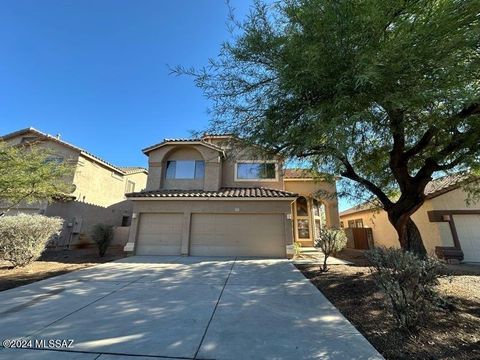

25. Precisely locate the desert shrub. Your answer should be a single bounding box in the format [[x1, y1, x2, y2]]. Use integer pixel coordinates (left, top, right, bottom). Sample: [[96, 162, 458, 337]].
[[92, 224, 113, 257], [314, 227, 347, 272], [0, 214, 63, 267], [366, 247, 446, 333]]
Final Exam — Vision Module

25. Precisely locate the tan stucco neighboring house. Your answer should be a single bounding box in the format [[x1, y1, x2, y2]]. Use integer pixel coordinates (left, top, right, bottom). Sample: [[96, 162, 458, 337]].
[[124, 134, 339, 257], [0, 127, 148, 248], [339, 174, 480, 263]]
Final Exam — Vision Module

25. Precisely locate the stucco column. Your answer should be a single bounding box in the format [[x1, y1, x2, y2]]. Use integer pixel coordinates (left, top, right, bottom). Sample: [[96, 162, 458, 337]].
[[285, 203, 295, 257], [204, 160, 221, 191], [124, 211, 139, 252], [146, 162, 162, 190], [181, 211, 192, 255], [327, 201, 340, 227]]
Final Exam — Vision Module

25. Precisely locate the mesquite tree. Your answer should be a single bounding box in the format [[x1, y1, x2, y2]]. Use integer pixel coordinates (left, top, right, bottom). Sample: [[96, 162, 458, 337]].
[[175, 0, 480, 257]]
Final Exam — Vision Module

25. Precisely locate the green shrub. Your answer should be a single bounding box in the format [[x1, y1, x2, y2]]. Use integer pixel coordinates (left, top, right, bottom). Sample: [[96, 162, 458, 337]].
[[0, 214, 63, 267], [314, 227, 347, 272], [293, 241, 302, 257], [366, 247, 446, 333], [92, 224, 113, 257]]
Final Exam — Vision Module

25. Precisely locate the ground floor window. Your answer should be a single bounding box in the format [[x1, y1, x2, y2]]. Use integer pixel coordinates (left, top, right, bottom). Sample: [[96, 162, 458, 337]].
[[347, 219, 364, 228]]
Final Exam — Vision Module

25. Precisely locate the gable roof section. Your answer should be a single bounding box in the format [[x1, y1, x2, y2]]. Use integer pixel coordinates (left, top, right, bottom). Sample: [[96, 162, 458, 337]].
[[340, 173, 473, 217], [1, 127, 142, 176], [142, 138, 225, 155], [126, 187, 297, 199]]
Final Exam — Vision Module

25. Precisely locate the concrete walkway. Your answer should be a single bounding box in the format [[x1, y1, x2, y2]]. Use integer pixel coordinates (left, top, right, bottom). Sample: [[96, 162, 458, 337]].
[[0, 256, 382, 359]]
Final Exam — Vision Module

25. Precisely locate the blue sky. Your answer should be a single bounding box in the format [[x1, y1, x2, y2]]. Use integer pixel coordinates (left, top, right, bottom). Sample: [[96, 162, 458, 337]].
[[0, 0, 250, 163], [0, 0, 352, 210]]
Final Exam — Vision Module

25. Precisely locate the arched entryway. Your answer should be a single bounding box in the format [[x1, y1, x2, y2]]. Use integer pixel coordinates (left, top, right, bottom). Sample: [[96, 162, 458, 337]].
[[293, 196, 327, 246]]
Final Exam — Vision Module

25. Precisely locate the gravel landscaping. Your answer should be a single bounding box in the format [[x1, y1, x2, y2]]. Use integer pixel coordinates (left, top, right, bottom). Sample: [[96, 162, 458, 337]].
[[0, 249, 125, 292], [296, 250, 480, 360]]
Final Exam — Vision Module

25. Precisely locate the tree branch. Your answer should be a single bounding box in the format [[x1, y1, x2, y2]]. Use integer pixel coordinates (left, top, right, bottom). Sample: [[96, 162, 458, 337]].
[[403, 127, 438, 159], [340, 157, 394, 209]]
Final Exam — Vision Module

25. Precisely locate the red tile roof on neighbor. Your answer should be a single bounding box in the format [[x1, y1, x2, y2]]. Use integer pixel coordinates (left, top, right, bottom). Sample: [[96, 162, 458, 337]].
[[423, 172, 471, 198], [340, 173, 473, 216], [126, 187, 298, 199]]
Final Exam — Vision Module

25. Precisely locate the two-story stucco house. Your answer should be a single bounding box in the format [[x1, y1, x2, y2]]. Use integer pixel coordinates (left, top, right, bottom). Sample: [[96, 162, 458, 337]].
[[1, 127, 148, 248], [124, 135, 339, 257]]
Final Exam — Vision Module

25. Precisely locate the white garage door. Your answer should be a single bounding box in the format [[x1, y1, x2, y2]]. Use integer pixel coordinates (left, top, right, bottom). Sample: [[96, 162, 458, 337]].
[[190, 213, 286, 257], [454, 215, 480, 263], [136, 213, 183, 255]]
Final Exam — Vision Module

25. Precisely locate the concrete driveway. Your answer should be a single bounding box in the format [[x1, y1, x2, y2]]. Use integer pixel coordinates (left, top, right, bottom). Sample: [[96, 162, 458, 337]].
[[0, 256, 382, 359]]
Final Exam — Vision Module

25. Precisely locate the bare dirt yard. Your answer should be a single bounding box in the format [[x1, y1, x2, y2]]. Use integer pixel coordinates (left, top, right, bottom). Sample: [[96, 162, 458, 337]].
[[0, 248, 125, 292], [296, 249, 480, 360]]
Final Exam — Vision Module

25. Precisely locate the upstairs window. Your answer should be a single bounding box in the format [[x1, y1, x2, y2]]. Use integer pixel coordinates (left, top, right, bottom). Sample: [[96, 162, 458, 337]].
[[21, 136, 37, 144], [165, 160, 205, 179], [125, 180, 135, 193], [45, 156, 64, 164], [236, 162, 276, 180]]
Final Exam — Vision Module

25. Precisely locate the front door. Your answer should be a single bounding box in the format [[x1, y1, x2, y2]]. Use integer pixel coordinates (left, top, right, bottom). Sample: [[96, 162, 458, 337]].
[[293, 197, 327, 246], [294, 196, 313, 246]]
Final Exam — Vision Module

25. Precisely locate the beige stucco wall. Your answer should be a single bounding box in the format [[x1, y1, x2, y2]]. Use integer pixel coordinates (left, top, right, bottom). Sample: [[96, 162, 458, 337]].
[[73, 155, 123, 206], [124, 171, 148, 193], [339, 187, 480, 255], [126, 199, 295, 256], [429, 187, 479, 211], [45, 200, 133, 248]]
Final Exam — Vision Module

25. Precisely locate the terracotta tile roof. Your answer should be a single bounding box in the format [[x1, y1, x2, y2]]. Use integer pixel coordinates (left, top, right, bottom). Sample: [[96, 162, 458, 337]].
[[126, 187, 298, 199], [424, 173, 471, 199]]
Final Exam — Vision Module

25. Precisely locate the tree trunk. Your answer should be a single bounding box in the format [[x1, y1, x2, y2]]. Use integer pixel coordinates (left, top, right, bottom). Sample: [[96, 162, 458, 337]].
[[405, 218, 427, 257], [388, 212, 427, 258]]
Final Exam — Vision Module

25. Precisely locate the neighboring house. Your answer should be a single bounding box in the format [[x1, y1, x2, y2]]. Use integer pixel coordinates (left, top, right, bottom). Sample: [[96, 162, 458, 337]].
[[340, 174, 480, 263], [1, 127, 148, 248], [124, 134, 339, 257]]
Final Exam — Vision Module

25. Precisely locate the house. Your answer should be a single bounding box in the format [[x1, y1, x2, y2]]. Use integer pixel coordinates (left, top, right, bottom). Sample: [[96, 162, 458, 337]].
[[0, 127, 148, 248], [124, 134, 339, 257], [339, 174, 480, 263]]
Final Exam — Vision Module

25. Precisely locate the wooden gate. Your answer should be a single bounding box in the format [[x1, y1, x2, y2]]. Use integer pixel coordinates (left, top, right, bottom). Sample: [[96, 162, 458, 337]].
[[351, 228, 372, 249]]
